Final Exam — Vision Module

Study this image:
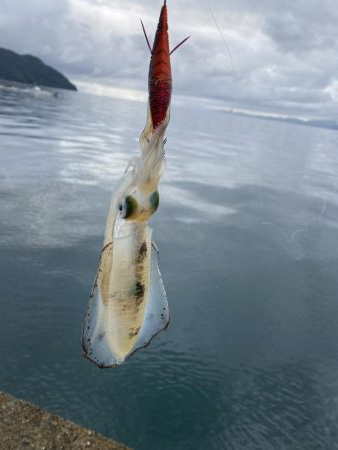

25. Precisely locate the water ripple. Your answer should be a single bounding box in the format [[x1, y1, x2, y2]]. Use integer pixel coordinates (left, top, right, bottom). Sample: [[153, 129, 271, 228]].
[[1, 87, 338, 450]]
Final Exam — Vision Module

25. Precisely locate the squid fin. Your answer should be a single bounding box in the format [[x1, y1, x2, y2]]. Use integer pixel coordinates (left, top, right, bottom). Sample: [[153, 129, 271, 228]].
[[131, 241, 169, 354], [82, 283, 111, 368], [82, 240, 169, 368], [82, 243, 118, 368]]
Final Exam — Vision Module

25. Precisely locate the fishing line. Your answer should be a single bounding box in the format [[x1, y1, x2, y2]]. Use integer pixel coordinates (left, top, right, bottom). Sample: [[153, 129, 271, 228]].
[[290, 197, 327, 242], [207, 1, 332, 245], [262, 195, 328, 243], [207, 0, 258, 194], [207, 0, 236, 76], [207, 0, 239, 166]]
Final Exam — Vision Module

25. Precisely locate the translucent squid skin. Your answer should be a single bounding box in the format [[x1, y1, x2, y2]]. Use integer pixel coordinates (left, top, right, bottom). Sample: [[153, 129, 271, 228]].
[[82, 125, 169, 368]]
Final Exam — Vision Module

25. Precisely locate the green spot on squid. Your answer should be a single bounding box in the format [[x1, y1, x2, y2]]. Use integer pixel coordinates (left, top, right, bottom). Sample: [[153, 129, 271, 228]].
[[149, 191, 159, 213]]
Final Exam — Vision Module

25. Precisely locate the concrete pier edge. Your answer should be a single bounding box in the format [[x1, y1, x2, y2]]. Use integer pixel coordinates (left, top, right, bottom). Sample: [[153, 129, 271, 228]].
[[0, 391, 131, 450]]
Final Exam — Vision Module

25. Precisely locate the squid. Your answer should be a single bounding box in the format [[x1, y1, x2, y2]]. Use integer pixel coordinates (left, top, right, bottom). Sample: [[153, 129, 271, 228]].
[[82, 1, 189, 368]]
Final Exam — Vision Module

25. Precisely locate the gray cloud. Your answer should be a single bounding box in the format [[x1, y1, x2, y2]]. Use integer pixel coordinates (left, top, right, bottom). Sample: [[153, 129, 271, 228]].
[[0, 0, 337, 119]]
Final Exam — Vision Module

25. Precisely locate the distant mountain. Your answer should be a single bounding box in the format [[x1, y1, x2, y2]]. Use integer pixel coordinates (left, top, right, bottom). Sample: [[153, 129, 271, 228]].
[[0, 48, 77, 91]]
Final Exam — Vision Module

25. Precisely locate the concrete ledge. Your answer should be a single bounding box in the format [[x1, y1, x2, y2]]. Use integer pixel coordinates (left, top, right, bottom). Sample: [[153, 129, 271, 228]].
[[0, 391, 130, 450]]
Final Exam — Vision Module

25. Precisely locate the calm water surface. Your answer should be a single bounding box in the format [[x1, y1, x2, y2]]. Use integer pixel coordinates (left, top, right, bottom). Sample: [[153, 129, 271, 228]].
[[1, 87, 338, 449]]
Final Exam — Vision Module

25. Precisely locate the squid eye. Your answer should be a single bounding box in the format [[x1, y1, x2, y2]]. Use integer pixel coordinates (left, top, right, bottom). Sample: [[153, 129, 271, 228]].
[[120, 195, 138, 219], [149, 191, 159, 213]]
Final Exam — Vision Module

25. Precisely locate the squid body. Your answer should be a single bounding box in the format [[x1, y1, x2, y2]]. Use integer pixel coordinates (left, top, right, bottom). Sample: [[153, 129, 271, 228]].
[[82, 113, 170, 366]]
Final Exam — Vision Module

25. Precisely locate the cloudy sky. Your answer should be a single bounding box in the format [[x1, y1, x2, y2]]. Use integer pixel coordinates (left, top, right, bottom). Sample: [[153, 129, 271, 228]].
[[1, 0, 337, 119]]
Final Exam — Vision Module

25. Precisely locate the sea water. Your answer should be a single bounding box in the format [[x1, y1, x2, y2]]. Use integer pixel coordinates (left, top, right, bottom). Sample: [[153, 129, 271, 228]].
[[1, 85, 338, 449]]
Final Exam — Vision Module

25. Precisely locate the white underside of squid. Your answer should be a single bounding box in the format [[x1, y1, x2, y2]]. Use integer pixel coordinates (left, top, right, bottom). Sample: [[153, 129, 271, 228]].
[[82, 116, 170, 368]]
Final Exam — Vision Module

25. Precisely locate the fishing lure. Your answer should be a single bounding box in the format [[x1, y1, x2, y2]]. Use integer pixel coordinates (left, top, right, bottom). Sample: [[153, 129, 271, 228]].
[[140, 0, 189, 149], [82, 1, 188, 368]]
